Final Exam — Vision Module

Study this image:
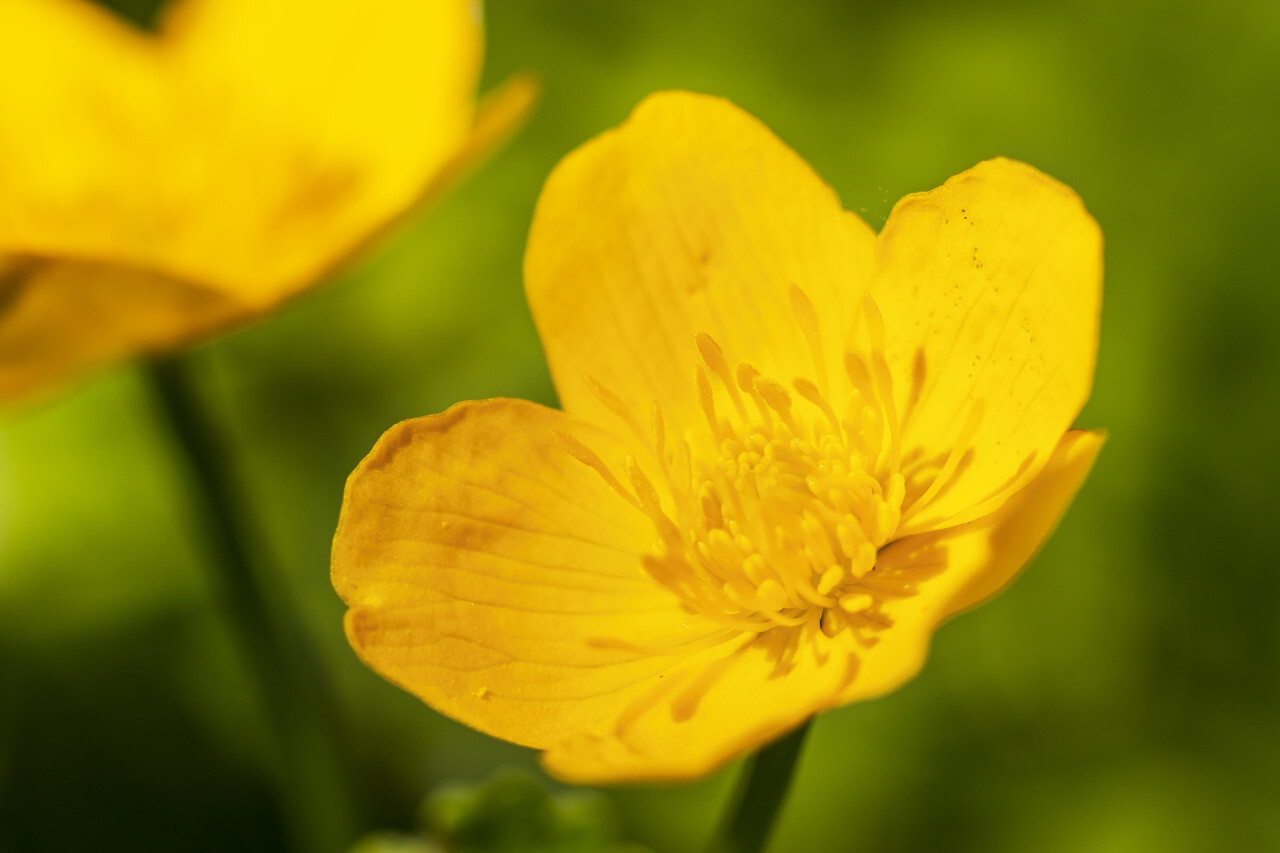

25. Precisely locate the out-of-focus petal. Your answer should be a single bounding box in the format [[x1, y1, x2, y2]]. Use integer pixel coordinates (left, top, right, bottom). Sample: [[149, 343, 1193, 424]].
[[0, 0, 170, 264], [161, 0, 484, 298], [0, 0, 520, 406], [0, 257, 236, 402]]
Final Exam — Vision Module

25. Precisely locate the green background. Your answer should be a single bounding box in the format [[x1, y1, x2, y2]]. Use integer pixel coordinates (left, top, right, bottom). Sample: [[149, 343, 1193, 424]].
[[2, 0, 1278, 850]]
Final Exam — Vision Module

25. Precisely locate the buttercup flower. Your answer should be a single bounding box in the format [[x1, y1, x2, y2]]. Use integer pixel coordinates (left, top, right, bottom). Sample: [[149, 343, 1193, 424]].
[[333, 92, 1103, 782], [0, 0, 533, 402]]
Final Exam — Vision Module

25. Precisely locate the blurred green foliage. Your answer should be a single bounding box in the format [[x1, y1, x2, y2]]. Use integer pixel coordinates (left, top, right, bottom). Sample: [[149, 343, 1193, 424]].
[[2, 0, 1278, 851], [416, 769, 646, 853], [349, 770, 648, 853]]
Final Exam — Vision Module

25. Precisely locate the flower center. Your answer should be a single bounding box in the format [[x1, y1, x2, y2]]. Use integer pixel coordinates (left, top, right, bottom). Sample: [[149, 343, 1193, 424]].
[[637, 329, 906, 638], [556, 288, 948, 646]]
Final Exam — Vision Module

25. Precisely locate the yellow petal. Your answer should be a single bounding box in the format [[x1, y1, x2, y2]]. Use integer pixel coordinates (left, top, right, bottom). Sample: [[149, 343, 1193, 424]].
[[161, 0, 484, 299], [543, 622, 857, 783], [333, 398, 729, 751], [842, 428, 1104, 703], [0, 258, 237, 402], [524, 91, 875, 434], [873, 158, 1102, 533], [0, 0, 505, 405], [0, 0, 170, 264]]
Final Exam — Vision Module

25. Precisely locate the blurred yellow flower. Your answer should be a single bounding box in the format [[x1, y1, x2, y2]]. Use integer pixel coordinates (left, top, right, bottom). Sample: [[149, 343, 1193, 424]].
[[332, 92, 1104, 782], [0, 0, 533, 402]]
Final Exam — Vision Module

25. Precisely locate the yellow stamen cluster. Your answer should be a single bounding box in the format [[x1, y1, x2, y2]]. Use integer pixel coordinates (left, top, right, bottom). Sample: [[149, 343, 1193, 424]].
[[639, 326, 907, 640], [562, 289, 930, 645]]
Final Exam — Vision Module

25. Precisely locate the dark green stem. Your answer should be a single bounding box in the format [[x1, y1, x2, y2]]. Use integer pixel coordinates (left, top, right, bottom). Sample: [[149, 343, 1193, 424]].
[[146, 356, 355, 853], [708, 720, 813, 853]]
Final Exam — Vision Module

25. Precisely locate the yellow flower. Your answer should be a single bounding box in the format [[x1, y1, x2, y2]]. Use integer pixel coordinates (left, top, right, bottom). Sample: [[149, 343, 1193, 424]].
[[0, 0, 533, 403], [332, 92, 1104, 783]]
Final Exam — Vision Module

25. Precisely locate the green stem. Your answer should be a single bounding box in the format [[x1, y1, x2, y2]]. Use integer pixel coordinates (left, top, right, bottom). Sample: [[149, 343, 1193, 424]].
[[708, 720, 812, 853], [146, 356, 356, 853]]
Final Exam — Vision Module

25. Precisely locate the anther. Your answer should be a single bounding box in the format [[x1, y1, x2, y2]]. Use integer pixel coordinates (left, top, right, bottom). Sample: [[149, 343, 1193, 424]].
[[794, 377, 841, 434], [650, 401, 667, 472], [583, 374, 646, 444], [790, 284, 829, 393], [754, 377, 797, 431], [695, 333, 748, 418], [695, 365, 722, 439], [839, 591, 874, 613], [817, 566, 844, 595], [903, 399, 985, 523], [735, 363, 773, 425], [861, 294, 888, 354], [625, 454, 666, 518], [552, 429, 640, 509], [627, 332, 925, 639]]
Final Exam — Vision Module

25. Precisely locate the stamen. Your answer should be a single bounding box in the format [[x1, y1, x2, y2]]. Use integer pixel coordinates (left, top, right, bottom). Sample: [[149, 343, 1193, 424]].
[[755, 579, 789, 611], [871, 350, 903, 476], [583, 373, 647, 445], [551, 429, 640, 510], [650, 401, 668, 478], [625, 454, 666, 519], [671, 641, 752, 721], [817, 566, 844, 596], [844, 351, 877, 411], [736, 363, 772, 425], [695, 333, 748, 419], [839, 591, 874, 613], [789, 284, 829, 393], [695, 365, 722, 440], [754, 376, 797, 432], [902, 399, 985, 523], [608, 332, 928, 643], [861, 293, 888, 355], [793, 377, 841, 435], [901, 348, 928, 433]]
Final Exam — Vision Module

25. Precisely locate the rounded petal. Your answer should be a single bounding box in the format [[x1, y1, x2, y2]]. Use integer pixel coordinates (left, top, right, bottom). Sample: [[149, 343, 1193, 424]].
[[873, 158, 1102, 533], [0, 258, 238, 403], [333, 399, 728, 750], [161, 0, 485, 299], [524, 91, 876, 435], [841, 429, 1105, 703], [0, 0, 503, 405]]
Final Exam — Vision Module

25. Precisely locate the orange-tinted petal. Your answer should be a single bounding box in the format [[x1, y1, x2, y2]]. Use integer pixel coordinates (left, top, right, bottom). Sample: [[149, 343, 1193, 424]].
[[333, 399, 732, 750], [873, 159, 1102, 533], [841, 429, 1104, 703], [524, 91, 876, 435]]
